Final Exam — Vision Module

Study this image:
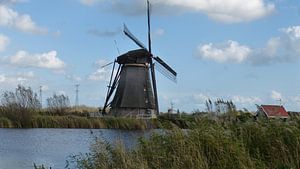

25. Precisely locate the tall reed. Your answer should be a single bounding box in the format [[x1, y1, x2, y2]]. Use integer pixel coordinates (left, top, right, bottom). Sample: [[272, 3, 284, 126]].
[[69, 118, 300, 169]]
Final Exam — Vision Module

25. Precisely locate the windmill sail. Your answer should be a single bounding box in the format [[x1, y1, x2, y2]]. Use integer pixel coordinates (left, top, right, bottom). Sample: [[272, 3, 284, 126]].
[[155, 62, 177, 82], [147, 0, 152, 53], [146, 0, 159, 115], [154, 57, 177, 76], [124, 24, 147, 50]]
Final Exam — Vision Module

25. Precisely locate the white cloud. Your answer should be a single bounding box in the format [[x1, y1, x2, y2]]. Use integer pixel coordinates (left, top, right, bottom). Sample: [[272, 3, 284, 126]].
[[66, 74, 82, 82], [88, 68, 110, 81], [16, 71, 35, 78], [192, 93, 212, 102], [0, 71, 36, 85], [195, 0, 275, 23], [263, 37, 281, 57], [0, 5, 47, 34], [250, 26, 300, 65], [87, 28, 121, 37], [197, 40, 251, 63], [41, 85, 49, 91], [281, 26, 300, 54], [194, 93, 262, 105], [153, 28, 165, 37], [0, 73, 6, 82], [80, 0, 275, 23], [282, 26, 300, 40], [189, 93, 263, 111], [8, 50, 66, 70], [88, 59, 112, 81], [94, 59, 108, 66], [232, 95, 262, 104], [270, 90, 282, 100], [56, 90, 66, 96], [79, 0, 102, 6], [198, 25, 300, 65], [0, 34, 9, 52], [0, 0, 27, 5]]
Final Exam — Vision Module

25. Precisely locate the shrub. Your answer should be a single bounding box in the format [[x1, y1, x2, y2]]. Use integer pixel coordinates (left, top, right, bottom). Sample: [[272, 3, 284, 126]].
[[46, 94, 70, 115], [1, 85, 40, 128]]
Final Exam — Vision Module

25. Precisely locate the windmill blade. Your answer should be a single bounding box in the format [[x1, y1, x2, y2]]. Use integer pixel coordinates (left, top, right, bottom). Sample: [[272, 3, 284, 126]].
[[155, 62, 177, 83], [123, 24, 147, 50], [101, 61, 114, 68], [154, 56, 177, 77], [147, 0, 152, 53]]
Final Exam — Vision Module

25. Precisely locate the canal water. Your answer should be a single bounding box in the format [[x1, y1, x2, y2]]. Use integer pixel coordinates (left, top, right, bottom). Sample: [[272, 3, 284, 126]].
[[0, 129, 151, 169]]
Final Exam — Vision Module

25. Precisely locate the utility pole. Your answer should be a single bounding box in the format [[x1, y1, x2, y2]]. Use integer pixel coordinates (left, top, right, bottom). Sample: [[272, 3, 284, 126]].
[[39, 86, 42, 108], [75, 84, 79, 112], [277, 98, 282, 106], [170, 102, 174, 113]]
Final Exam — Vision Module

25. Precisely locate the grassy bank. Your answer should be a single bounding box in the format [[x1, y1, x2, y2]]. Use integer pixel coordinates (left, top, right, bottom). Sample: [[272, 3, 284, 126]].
[[0, 111, 200, 129], [67, 118, 300, 169], [0, 115, 154, 130]]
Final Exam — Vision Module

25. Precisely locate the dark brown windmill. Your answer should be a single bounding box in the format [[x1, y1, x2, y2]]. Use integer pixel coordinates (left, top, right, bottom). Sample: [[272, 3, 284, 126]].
[[102, 0, 177, 118]]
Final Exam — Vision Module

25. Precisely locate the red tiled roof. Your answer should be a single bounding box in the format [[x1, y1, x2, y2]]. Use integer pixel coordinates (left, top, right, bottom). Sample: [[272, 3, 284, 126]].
[[260, 105, 289, 118]]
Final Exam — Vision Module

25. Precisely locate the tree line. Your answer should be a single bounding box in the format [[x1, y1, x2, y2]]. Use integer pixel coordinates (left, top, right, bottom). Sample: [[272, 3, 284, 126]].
[[0, 85, 70, 127]]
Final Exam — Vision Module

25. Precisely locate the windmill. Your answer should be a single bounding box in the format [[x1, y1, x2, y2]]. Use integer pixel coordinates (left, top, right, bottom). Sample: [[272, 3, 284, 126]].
[[102, 0, 177, 118]]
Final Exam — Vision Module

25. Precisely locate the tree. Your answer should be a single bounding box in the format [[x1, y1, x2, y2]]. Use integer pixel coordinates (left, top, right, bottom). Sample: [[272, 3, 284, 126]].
[[1, 85, 40, 127], [47, 94, 70, 115]]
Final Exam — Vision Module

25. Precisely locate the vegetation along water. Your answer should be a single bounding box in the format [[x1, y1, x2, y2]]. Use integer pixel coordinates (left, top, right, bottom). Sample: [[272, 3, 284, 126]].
[[2, 85, 300, 168], [31, 117, 300, 169]]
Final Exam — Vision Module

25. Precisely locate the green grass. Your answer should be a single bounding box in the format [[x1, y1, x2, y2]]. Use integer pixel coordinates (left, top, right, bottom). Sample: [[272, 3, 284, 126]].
[[68, 117, 300, 169], [0, 111, 199, 129], [0, 117, 13, 128], [29, 116, 149, 129]]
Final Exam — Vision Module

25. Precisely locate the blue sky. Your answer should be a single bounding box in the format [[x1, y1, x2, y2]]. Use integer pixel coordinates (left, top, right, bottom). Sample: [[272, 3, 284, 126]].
[[0, 0, 300, 112]]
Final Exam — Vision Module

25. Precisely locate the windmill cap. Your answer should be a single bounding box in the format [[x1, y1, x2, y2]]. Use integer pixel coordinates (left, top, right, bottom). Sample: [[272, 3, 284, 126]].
[[117, 49, 151, 64]]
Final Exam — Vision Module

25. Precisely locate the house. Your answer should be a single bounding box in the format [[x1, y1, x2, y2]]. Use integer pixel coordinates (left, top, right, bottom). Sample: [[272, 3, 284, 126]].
[[256, 105, 289, 119]]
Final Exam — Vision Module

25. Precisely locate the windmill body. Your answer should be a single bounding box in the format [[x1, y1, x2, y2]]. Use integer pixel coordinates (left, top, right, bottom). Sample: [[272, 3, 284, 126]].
[[110, 49, 156, 117], [102, 1, 177, 118]]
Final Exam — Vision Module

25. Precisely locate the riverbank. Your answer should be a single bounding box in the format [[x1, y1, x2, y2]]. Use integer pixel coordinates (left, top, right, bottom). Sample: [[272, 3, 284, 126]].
[[3, 114, 300, 169], [0, 115, 149, 129], [0, 113, 197, 129]]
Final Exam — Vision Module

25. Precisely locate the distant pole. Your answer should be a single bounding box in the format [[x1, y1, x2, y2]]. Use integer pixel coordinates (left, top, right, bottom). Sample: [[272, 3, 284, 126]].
[[277, 99, 282, 106], [75, 84, 79, 111], [39, 86, 43, 108]]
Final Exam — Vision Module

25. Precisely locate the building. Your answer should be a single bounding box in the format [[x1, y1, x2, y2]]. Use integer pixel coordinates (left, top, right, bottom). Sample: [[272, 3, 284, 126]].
[[256, 105, 289, 119]]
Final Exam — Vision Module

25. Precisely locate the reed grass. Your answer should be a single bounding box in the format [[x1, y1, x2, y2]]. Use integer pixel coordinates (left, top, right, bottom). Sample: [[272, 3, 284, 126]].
[[0, 117, 13, 128], [28, 116, 148, 129], [69, 118, 300, 169]]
